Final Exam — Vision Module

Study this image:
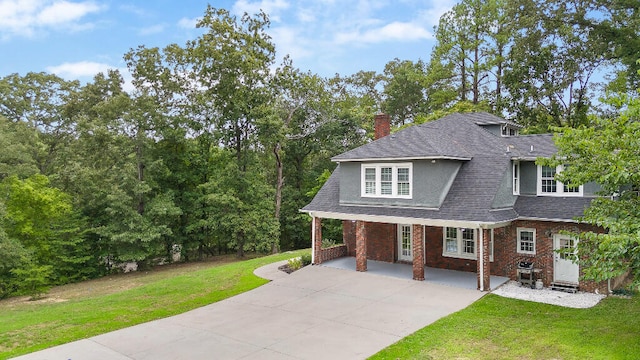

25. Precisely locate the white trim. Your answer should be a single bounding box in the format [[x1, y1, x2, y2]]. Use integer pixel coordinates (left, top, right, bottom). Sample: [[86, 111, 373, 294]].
[[361, 163, 413, 199], [311, 216, 316, 264], [517, 227, 536, 255], [443, 227, 476, 260], [397, 224, 413, 262], [479, 228, 484, 291], [490, 229, 494, 262], [536, 165, 583, 197], [517, 216, 582, 224], [302, 210, 514, 229], [334, 156, 472, 163], [512, 161, 520, 195]]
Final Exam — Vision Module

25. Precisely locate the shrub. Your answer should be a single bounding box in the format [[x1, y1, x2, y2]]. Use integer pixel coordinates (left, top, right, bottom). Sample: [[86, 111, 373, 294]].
[[321, 238, 337, 248], [287, 257, 302, 271], [301, 253, 312, 266]]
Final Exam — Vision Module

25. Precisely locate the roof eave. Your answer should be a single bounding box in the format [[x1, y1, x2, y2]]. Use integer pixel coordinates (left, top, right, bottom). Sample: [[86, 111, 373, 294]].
[[332, 156, 473, 163]]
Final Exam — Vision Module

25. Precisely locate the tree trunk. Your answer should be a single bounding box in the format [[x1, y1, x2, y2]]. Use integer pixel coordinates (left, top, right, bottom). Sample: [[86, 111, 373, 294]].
[[272, 142, 283, 254]]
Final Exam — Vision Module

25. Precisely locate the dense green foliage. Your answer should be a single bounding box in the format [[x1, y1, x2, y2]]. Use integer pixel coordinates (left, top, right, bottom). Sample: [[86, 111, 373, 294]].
[[372, 294, 640, 359], [542, 94, 640, 287], [0, 2, 637, 297]]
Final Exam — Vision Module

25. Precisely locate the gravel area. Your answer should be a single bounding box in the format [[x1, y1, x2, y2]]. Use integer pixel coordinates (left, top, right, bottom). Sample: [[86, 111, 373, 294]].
[[492, 281, 605, 308]]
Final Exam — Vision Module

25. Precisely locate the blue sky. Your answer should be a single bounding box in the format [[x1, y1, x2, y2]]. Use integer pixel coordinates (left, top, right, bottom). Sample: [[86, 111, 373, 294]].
[[0, 0, 455, 88]]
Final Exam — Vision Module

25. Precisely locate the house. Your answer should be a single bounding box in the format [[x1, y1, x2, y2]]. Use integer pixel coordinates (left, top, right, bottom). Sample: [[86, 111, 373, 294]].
[[301, 112, 608, 293]]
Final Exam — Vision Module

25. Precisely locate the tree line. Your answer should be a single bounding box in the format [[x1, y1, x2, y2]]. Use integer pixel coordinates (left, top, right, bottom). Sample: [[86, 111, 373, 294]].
[[0, 1, 637, 298]]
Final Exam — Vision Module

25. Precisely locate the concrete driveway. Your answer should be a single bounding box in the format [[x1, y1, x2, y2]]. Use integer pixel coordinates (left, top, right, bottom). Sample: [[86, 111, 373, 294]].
[[13, 262, 484, 360]]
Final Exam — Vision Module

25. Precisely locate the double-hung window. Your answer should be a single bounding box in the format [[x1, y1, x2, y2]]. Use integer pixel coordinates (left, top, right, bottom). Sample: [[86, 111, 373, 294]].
[[517, 228, 536, 254], [443, 227, 476, 259], [537, 165, 583, 196], [361, 163, 412, 198]]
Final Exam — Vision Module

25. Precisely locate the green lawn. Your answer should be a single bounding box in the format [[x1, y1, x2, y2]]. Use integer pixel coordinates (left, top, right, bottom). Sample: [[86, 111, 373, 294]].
[[371, 293, 640, 360], [0, 250, 308, 359]]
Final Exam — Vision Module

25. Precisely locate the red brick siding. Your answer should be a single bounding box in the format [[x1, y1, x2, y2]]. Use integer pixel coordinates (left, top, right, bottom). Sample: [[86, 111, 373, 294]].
[[492, 220, 606, 292], [343, 220, 356, 256], [365, 222, 396, 262], [424, 226, 478, 272], [339, 219, 608, 293], [319, 244, 348, 262]]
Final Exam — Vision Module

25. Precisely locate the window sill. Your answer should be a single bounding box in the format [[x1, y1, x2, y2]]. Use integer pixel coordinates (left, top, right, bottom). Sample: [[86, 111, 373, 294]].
[[442, 252, 476, 260]]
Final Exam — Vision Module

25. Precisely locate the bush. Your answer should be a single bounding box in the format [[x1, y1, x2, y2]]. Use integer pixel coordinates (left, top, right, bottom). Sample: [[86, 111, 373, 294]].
[[301, 253, 312, 266], [321, 238, 337, 248], [287, 257, 302, 271]]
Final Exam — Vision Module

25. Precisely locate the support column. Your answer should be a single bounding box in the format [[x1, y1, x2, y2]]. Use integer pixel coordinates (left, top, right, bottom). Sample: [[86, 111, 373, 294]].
[[355, 220, 367, 272], [477, 228, 491, 291], [412, 224, 425, 281], [312, 217, 322, 264]]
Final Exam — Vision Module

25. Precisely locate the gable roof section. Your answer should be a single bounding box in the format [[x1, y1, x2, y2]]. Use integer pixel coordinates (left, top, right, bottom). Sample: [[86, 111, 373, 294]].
[[465, 111, 523, 129]]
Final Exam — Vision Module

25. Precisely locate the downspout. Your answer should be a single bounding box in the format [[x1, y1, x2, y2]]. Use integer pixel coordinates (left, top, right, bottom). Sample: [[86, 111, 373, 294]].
[[311, 215, 316, 265], [479, 227, 484, 291]]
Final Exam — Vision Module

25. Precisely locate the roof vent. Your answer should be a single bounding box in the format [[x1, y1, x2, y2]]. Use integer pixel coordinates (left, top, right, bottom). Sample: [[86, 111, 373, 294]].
[[530, 145, 534, 152]]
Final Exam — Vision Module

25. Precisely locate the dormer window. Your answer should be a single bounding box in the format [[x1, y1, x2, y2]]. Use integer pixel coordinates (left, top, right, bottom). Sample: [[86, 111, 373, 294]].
[[536, 165, 583, 197], [361, 163, 412, 199], [501, 125, 518, 137]]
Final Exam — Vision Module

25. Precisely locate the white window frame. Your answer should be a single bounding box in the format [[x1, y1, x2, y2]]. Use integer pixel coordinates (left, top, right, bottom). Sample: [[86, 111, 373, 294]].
[[501, 125, 518, 137], [361, 163, 412, 199], [443, 227, 476, 260], [536, 165, 583, 197], [517, 227, 536, 255], [512, 161, 520, 195]]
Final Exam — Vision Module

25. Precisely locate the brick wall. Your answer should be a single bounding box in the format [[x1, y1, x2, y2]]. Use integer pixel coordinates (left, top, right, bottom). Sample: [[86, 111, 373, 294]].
[[343, 220, 395, 262], [319, 244, 348, 262], [343, 220, 356, 256], [424, 226, 478, 272], [492, 220, 606, 292]]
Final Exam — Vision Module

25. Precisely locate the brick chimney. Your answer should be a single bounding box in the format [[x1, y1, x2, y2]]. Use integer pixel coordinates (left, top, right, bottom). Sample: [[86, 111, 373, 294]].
[[374, 113, 391, 140]]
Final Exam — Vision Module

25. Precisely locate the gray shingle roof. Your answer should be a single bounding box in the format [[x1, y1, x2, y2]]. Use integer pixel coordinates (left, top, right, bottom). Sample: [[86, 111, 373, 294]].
[[303, 112, 592, 224]]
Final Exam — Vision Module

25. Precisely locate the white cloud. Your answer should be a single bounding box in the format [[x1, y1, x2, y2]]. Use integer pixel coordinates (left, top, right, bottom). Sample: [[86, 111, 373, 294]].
[[231, 0, 290, 21], [47, 60, 134, 92], [46, 61, 115, 78], [177, 16, 200, 29], [335, 21, 432, 45], [0, 0, 104, 39]]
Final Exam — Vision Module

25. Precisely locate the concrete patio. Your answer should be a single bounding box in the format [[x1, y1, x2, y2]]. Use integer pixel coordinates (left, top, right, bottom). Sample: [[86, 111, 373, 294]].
[[322, 257, 509, 290]]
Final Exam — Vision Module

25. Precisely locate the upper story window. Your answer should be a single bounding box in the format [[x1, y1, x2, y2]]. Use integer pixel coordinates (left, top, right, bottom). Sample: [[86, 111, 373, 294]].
[[501, 125, 518, 137], [536, 165, 583, 197], [361, 163, 412, 198]]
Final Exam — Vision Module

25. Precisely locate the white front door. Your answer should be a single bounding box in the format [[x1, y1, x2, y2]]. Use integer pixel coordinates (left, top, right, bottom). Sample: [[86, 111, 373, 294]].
[[398, 224, 413, 262], [553, 234, 579, 284]]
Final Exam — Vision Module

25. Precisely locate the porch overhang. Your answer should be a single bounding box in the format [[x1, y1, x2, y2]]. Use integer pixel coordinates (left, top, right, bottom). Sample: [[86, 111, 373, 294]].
[[302, 210, 513, 230]]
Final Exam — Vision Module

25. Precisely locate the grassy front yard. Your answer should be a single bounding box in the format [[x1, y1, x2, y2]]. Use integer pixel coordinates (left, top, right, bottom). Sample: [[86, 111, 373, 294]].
[[371, 293, 640, 360], [0, 250, 309, 359]]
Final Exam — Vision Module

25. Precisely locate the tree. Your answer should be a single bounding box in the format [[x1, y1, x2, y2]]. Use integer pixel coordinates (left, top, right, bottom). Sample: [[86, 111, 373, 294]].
[[0, 175, 95, 293], [504, 0, 607, 131], [187, 7, 279, 257], [382, 59, 428, 125], [427, 0, 507, 110], [542, 94, 640, 287]]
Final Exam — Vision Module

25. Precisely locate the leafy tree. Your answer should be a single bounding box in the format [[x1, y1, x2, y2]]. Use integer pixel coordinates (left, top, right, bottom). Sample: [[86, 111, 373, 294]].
[[504, 0, 607, 131], [0, 175, 95, 292], [427, 0, 508, 110], [382, 59, 428, 125], [186, 6, 279, 257], [542, 94, 640, 287]]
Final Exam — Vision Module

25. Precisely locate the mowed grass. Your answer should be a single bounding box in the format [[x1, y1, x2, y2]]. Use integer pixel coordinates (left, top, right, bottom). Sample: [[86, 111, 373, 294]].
[[371, 293, 640, 360], [0, 250, 309, 359]]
